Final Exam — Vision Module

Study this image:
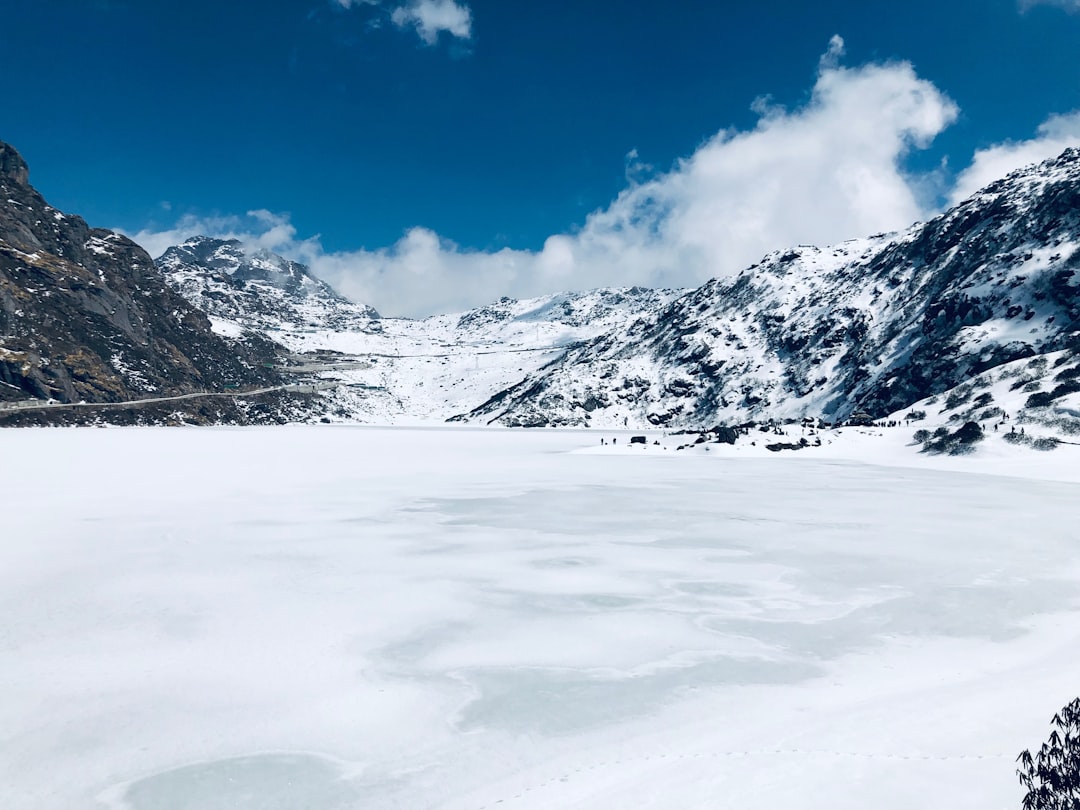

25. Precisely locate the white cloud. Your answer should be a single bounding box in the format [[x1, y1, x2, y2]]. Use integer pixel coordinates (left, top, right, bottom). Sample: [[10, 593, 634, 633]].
[[127, 210, 310, 265], [949, 111, 1080, 204], [552, 48, 959, 295], [1019, 0, 1080, 11], [130, 40, 967, 317], [818, 34, 846, 70], [133, 43, 1080, 318], [333, 0, 473, 46], [390, 0, 472, 44]]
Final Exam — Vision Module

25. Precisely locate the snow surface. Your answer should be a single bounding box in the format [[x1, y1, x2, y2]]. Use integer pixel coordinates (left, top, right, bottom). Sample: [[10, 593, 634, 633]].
[[460, 149, 1080, 429], [156, 237, 684, 425], [252, 288, 682, 423], [2, 426, 1079, 810]]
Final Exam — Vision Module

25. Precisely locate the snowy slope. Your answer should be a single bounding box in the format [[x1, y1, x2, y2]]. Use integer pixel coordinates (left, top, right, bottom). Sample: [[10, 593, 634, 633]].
[[154, 244, 685, 423], [881, 348, 1080, 455], [156, 236, 379, 332], [0, 142, 289, 422], [266, 287, 685, 423], [460, 148, 1080, 429], [149, 149, 1080, 437]]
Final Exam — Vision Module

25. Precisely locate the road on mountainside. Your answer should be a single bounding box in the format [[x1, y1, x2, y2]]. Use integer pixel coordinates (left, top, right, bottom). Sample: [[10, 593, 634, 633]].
[[274, 345, 570, 372], [276, 360, 373, 373], [0, 382, 337, 414], [356, 343, 579, 360]]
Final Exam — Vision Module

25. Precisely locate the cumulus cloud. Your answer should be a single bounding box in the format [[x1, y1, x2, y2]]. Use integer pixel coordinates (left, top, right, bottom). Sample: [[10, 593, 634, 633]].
[[136, 99, 1080, 318], [949, 111, 1080, 204], [390, 0, 472, 44], [127, 210, 310, 264], [130, 39, 971, 317], [332, 0, 472, 46], [552, 42, 959, 294]]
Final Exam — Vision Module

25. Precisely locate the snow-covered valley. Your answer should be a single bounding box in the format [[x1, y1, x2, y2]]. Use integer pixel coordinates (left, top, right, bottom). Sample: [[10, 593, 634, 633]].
[[135, 148, 1080, 438], [3, 425, 1078, 809], [155, 239, 684, 423]]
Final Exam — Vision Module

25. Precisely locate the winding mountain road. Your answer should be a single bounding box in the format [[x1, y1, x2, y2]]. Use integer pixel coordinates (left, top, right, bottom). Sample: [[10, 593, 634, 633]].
[[0, 382, 333, 415]]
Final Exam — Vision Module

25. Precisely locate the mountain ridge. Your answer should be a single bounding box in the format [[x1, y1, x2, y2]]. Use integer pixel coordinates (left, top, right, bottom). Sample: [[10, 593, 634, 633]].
[[5, 137, 1080, 441], [156, 236, 379, 332], [455, 148, 1080, 429], [0, 141, 308, 425]]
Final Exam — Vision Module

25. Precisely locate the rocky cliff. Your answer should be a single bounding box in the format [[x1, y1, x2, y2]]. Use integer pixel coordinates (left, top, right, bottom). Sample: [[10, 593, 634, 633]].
[[457, 149, 1080, 428], [0, 141, 301, 424]]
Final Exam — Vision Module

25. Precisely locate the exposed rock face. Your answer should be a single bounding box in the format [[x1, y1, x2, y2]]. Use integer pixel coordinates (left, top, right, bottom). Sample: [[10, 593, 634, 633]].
[[0, 143, 29, 186], [0, 141, 284, 416], [148, 238, 686, 424], [155, 236, 379, 330], [7, 137, 1080, 432], [458, 148, 1080, 428]]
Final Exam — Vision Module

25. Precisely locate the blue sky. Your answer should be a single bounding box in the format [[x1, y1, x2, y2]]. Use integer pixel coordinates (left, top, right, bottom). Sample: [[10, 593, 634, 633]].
[[3, 0, 1080, 315]]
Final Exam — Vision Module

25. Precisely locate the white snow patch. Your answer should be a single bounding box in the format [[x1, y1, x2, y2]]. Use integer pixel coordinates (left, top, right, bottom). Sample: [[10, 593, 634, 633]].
[[1, 426, 1078, 810], [207, 316, 246, 339]]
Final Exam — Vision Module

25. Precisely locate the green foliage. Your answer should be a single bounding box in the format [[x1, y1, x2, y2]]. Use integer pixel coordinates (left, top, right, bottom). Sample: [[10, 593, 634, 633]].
[[945, 385, 973, 410], [1027, 357, 1050, 374], [1054, 365, 1080, 382], [1026, 381, 1080, 409], [923, 421, 984, 455], [1032, 437, 1060, 452]]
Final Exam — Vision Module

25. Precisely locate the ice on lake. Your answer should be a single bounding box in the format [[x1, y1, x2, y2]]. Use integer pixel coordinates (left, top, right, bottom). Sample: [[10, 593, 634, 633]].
[[113, 753, 361, 810], [2, 425, 1079, 809]]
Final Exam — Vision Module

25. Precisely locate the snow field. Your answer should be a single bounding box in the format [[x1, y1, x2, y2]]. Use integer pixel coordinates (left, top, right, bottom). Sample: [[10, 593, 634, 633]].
[[1, 425, 1078, 809]]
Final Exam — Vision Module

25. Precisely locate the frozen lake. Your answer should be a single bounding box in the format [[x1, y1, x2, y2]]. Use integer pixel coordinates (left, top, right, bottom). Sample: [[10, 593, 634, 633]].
[[2, 426, 1079, 809]]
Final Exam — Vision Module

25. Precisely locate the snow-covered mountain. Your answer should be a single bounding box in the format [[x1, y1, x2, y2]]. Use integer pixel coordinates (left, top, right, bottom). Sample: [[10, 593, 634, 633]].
[[291, 287, 684, 423], [457, 148, 1080, 429], [0, 141, 306, 426], [9, 136, 1080, 440], [154, 244, 685, 423], [156, 236, 379, 332]]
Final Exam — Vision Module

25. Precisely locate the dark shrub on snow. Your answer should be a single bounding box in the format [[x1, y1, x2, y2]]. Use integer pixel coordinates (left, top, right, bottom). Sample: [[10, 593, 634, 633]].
[[922, 421, 984, 455], [1018, 697, 1080, 810], [715, 426, 739, 445]]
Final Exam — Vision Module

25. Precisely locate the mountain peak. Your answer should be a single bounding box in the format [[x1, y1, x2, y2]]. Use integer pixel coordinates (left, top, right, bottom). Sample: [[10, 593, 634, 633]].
[[0, 142, 286, 419], [971, 145, 1080, 202], [456, 147, 1080, 429], [1049, 145, 1080, 166], [0, 141, 30, 187], [156, 235, 380, 326], [181, 235, 241, 248]]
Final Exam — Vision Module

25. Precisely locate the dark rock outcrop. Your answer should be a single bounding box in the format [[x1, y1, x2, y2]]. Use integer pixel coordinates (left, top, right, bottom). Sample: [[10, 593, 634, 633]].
[[155, 236, 379, 329], [0, 141, 289, 422]]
